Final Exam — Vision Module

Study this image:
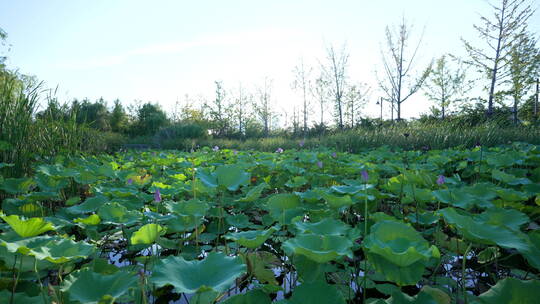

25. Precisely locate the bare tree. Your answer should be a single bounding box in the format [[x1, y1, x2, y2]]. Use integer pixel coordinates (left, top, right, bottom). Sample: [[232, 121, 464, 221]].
[[423, 55, 473, 119], [292, 57, 312, 136], [320, 44, 349, 129], [254, 77, 274, 137], [378, 17, 432, 121], [462, 0, 534, 117], [206, 81, 232, 137]]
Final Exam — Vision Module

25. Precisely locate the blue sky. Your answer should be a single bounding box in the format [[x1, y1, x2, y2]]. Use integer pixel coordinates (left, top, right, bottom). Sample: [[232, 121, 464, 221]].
[[1, 0, 539, 121]]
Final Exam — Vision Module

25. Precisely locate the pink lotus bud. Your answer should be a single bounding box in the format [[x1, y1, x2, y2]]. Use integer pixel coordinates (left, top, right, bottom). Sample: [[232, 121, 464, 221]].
[[154, 188, 162, 202], [361, 170, 369, 182], [437, 175, 446, 185]]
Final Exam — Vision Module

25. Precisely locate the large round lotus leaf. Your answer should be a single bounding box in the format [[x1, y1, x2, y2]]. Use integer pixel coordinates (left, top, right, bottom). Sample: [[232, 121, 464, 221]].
[[364, 221, 438, 267], [150, 252, 246, 294], [363, 221, 439, 286], [383, 287, 450, 303], [439, 208, 530, 251], [74, 214, 101, 226], [226, 214, 251, 229], [0, 290, 48, 304], [165, 199, 209, 217], [476, 207, 529, 230], [287, 281, 346, 304], [294, 218, 351, 236], [165, 214, 199, 232], [61, 269, 137, 304], [98, 202, 140, 224], [215, 165, 251, 191], [282, 234, 353, 263], [236, 183, 268, 202], [35, 173, 69, 192], [66, 195, 109, 214], [475, 277, 540, 303], [319, 191, 353, 209], [225, 227, 277, 249], [0, 177, 35, 194], [265, 193, 303, 224], [1, 214, 54, 237], [31, 238, 95, 263], [130, 223, 166, 245], [222, 289, 271, 304]]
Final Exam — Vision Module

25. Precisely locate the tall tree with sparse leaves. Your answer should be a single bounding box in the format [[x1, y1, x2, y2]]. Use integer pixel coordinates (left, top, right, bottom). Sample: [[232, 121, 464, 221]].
[[292, 58, 312, 136], [462, 0, 534, 117], [378, 17, 432, 121], [320, 44, 349, 129]]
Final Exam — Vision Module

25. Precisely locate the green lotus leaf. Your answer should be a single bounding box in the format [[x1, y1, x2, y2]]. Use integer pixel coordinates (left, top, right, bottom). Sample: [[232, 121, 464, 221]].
[[492, 169, 531, 185], [30, 238, 95, 263], [66, 195, 109, 214], [0, 290, 48, 304], [130, 223, 165, 245], [165, 214, 200, 232], [165, 199, 209, 217], [240, 251, 280, 285], [224, 227, 277, 249], [236, 183, 268, 202], [282, 234, 353, 263], [98, 202, 140, 224], [265, 193, 302, 224], [285, 176, 308, 188], [61, 269, 137, 304], [363, 221, 439, 286], [215, 164, 251, 191], [383, 286, 450, 303], [226, 214, 251, 228], [34, 173, 69, 192], [0, 177, 35, 194], [222, 289, 271, 304], [494, 188, 529, 202], [432, 189, 489, 209], [74, 214, 101, 225], [285, 281, 346, 304], [1, 214, 54, 237], [294, 218, 351, 236], [295, 189, 322, 203], [439, 208, 530, 251], [150, 252, 246, 294], [196, 168, 218, 188], [476, 207, 529, 230], [319, 191, 353, 209], [331, 184, 370, 195], [475, 277, 540, 303], [73, 170, 100, 185]]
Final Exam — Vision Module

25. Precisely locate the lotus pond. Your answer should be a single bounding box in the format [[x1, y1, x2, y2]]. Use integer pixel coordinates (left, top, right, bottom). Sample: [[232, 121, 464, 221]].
[[0, 143, 540, 303]]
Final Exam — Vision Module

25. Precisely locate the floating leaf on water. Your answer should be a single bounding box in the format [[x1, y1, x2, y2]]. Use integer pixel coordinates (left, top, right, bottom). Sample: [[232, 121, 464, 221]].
[[1, 214, 54, 237]]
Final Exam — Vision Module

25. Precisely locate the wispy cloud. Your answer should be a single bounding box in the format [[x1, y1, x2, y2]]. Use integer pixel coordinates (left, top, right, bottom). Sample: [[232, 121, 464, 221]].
[[57, 28, 301, 70]]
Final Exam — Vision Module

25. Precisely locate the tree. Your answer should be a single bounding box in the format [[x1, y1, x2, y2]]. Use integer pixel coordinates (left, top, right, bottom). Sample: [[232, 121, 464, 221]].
[[75, 98, 111, 131], [206, 81, 232, 137], [462, 0, 534, 117], [110, 99, 128, 133], [232, 83, 250, 137], [313, 74, 330, 126], [320, 44, 349, 129], [344, 83, 370, 128], [292, 58, 312, 135], [254, 77, 274, 137], [136, 103, 169, 136], [423, 55, 472, 119], [505, 32, 540, 123], [378, 17, 432, 121]]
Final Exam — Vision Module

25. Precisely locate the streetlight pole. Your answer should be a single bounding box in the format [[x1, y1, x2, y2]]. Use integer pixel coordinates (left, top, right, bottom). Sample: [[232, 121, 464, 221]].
[[376, 97, 383, 121]]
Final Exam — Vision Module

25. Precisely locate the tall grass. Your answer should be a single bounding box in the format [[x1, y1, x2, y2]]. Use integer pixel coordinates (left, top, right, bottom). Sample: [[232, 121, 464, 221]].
[[0, 72, 41, 176], [155, 123, 540, 153], [0, 71, 124, 177]]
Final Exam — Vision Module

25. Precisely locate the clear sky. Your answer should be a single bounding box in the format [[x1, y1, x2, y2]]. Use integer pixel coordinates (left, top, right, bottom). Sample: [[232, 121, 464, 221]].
[[1, 0, 539, 122]]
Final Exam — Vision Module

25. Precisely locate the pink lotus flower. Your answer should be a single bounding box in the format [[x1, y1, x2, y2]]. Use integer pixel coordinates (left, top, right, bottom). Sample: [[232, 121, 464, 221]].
[[276, 148, 284, 153], [331, 152, 337, 158], [154, 189, 162, 202], [299, 140, 305, 147], [213, 146, 219, 152], [317, 161, 323, 168], [127, 178, 133, 185]]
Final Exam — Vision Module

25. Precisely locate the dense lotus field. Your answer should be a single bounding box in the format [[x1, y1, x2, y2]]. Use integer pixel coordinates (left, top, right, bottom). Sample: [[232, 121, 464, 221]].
[[0, 143, 540, 303]]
